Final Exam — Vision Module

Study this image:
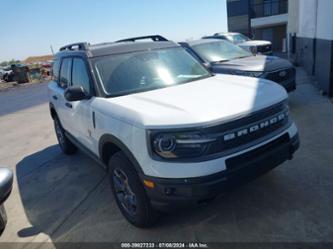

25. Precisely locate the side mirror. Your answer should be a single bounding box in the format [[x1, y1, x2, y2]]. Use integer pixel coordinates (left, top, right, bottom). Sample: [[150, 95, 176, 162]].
[[202, 62, 211, 70], [0, 167, 13, 234], [64, 86, 89, 102], [0, 167, 13, 205]]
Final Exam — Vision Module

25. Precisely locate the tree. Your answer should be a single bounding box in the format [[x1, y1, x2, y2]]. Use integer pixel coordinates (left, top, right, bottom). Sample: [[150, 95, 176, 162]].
[[0, 59, 21, 67], [0, 61, 8, 67]]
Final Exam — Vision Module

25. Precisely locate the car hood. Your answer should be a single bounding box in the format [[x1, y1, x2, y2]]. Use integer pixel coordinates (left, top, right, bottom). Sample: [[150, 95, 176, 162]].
[[97, 74, 287, 129], [238, 40, 271, 47], [211, 55, 293, 73]]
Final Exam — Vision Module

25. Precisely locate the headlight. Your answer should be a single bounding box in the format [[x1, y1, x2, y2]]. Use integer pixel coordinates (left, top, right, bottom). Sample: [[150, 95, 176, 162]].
[[150, 131, 217, 159], [250, 46, 257, 54], [232, 70, 263, 78]]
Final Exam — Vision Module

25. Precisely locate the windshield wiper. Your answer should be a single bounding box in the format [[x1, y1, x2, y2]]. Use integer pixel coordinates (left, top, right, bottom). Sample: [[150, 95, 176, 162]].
[[212, 59, 229, 64], [234, 55, 250, 59]]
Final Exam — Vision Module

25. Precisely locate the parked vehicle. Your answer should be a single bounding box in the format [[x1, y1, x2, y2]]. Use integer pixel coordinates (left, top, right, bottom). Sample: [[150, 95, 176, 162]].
[[1, 67, 14, 82], [0, 167, 13, 235], [48, 35, 299, 227], [180, 39, 296, 92], [0, 69, 5, 81], [1, 64, 30, 83], [10, 64, 30, 83], [203, 32, 273, 55]]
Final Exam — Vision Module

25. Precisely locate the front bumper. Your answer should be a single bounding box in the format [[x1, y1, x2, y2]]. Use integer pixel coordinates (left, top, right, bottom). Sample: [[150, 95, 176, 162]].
[[257, 51, 273, 56], [143, 133, 299, 211], [281, 79, 296, 92]]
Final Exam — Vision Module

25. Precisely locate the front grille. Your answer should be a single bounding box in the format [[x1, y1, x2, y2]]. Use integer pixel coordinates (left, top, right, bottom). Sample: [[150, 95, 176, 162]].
[[257, 44, 272, 53], [225, 134, 290, 170], [201, 101, 290, 156], [265, 68, 295, 83]]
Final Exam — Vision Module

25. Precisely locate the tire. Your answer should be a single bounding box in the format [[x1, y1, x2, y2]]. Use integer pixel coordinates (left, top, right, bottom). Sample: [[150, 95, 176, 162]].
[[108, 152, 158, 227], [0, 204, 7, 235], [54, 116, 77, 155]]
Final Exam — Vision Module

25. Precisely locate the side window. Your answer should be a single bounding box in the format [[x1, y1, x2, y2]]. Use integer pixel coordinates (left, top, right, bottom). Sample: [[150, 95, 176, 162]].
[[72, 58, 91, 95], [52, 59, 60, 82], [59, 58, 72, 88]]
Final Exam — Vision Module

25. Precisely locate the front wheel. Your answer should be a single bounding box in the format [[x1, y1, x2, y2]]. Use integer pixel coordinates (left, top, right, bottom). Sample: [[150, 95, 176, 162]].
[[54, 116, 77, 155], [108, 152, 158, 227], [0, 204, 7, 235]]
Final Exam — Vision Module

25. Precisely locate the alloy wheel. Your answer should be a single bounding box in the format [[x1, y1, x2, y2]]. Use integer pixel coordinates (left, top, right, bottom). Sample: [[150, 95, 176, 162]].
[[113, 168, 137, 216]]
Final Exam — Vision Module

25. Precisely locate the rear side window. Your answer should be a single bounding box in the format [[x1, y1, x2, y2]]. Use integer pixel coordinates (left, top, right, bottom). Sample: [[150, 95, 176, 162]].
[[52, 59, 60, 81], [72, 58, 91, 95], [59, 58, 72, 88]]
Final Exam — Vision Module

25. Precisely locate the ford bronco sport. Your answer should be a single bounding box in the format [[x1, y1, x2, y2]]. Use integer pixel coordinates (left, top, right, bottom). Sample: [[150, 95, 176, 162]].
[[48, 35, 299, 227]]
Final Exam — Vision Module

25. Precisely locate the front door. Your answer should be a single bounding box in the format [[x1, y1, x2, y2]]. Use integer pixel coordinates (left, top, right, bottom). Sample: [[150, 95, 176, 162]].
[[65, 57, 96, 153]]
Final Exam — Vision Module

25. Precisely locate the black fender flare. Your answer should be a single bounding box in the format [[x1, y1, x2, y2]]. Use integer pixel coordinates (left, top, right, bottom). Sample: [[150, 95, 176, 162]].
[[49, 102, 57, 119], [99, 134, 144, 175]]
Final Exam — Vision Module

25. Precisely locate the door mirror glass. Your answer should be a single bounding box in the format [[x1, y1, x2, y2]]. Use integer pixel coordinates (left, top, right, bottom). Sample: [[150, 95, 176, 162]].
[[202, 62, 211, 70], [64, 86, 89, 102], [0, 167, 13, 205]]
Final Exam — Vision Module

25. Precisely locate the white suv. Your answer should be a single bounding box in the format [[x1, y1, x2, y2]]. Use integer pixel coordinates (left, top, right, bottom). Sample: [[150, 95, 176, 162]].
[[48, 35, 299, 227]]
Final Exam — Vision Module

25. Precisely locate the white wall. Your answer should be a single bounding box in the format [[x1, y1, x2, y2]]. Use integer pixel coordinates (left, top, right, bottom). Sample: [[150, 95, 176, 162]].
[[316, 0, 333, 40], [297, 0, 333, 40], [287, 0, 299, 34], [298, 0, 317, 38]]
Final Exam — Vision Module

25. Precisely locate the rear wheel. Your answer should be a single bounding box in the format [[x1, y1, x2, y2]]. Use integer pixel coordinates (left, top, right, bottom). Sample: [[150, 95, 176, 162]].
[[54, 116, 77, 155], [108, 152, 158, 227]]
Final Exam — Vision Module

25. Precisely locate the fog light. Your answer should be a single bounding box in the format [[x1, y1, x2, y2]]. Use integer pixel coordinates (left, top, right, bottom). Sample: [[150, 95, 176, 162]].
[[143, 180, 155, 188]]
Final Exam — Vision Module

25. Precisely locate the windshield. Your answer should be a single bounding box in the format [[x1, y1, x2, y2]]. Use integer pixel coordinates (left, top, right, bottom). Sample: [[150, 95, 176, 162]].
[[226, 34, 250, 44], [93, 47, 211, 97], [191, 40, 252, 63]]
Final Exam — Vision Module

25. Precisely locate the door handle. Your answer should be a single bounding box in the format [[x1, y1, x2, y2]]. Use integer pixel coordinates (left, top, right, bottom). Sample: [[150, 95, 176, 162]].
[[52, 95, 58, 100], [65, 103, 72, 109]]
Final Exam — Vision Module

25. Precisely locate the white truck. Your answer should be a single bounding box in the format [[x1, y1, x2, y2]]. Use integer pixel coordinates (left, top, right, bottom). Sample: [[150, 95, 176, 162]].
[[48, 36, 299, 227], [203, 32, 273, 55]]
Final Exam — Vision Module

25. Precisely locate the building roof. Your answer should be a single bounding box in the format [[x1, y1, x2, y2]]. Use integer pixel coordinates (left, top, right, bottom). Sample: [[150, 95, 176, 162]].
[[24, 55, 53, 64]]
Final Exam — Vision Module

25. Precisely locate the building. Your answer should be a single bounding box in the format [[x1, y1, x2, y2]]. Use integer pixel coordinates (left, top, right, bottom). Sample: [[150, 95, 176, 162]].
[[226, 0, 251, 37], [227, 0, 288, 52], [288, 0, 333, 97], [24, 55, 53, 65], [227, 0, 333, 97]]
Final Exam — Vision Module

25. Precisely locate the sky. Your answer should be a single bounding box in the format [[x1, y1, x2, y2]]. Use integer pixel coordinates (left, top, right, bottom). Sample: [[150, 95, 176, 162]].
[[0, 0, 227, 62]]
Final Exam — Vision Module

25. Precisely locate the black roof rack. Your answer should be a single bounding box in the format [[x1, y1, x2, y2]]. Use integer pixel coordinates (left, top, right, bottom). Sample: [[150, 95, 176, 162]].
[[59, 42, 89, 51], [116, 35, 168, 43]]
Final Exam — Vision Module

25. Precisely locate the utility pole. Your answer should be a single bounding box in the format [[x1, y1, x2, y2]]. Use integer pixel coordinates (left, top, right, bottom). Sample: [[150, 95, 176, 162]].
[[50, 45, 55, 56]]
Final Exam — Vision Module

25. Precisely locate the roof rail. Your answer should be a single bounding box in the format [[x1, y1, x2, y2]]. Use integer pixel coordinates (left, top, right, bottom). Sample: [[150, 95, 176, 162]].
[[59, 42, 89, 51], [116, 35, 168, 43]]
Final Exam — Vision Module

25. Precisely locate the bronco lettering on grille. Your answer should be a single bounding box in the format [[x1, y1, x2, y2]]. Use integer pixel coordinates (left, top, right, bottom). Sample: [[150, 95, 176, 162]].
[[223, 112, 288, 142]]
